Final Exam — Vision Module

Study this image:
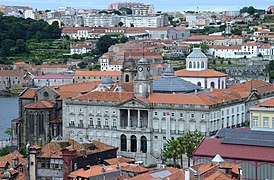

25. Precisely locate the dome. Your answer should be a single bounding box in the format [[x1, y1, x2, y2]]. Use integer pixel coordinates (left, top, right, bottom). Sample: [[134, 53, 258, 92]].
[[138, 58, 149, 64], [187, 48, 207, 59], [163, 67, 175, 76], [101, 76, 114, 84]]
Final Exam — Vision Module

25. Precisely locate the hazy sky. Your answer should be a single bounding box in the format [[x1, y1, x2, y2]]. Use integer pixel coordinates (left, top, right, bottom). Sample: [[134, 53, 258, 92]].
[[1, 0, 273, 11]]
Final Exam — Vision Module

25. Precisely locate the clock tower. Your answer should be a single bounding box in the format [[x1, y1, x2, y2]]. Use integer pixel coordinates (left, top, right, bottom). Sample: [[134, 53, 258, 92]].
[[134, 58, 152, 98]]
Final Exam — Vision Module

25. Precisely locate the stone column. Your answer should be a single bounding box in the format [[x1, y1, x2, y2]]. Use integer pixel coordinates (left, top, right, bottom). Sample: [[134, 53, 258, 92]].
[[137, 137, 141, 153], [117, 109, 120, 130], [127, 137, 131, 152], [147, 111, 151, 129], [127, 109, 131, 128], [137, 110, 141, 128]]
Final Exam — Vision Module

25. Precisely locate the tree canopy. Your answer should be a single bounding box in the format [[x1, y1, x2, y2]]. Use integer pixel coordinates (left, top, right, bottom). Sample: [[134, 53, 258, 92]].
[[0, 15, 61, 58], [96, 35, 118, 54]]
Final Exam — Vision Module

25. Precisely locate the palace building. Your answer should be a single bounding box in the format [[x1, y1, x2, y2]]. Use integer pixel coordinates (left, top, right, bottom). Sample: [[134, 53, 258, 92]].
[[61, 57, 274, 165]]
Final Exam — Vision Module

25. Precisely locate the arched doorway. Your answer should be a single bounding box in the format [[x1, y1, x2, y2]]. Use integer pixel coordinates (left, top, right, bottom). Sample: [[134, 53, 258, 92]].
[[125, 74, 129, 82], [121, 134, 127, 151], [131, 135, 137, 152], [210, 82, 215, 89], [197, 82, 202, 87], [140, 136, 147, 153]]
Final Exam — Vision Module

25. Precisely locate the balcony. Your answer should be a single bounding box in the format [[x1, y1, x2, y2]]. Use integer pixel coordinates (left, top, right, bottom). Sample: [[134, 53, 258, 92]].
[[104, 125, 109, 129], [69, 122, 75, 127], [78, 124, 84, 128]]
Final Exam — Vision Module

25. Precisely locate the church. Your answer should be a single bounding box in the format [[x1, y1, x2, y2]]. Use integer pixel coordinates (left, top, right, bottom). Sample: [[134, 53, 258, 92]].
[[176, 48, 228, 89]]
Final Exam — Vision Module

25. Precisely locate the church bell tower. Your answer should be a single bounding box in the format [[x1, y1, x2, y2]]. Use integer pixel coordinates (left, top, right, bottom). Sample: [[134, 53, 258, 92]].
[[134, 58, 152, 98]]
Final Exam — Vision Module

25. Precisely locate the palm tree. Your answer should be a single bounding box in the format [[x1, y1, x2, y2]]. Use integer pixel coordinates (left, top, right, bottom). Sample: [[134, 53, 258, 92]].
[[177, 137, 186, 168], [162, 139, 180, 167], [183, 130, 203, 166]]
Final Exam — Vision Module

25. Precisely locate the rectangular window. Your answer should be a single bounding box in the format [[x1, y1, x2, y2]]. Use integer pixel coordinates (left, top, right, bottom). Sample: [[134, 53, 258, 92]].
[[253, 116, 258, 127], [180, 113, 183, 118], [113, 119, 116, 127], [105, 119, 108, 126], [201, 114, 205, 119], [154, 112, 158, 116], [163, 112, 166, 117], [263, 117, 269, 127], [190, 113, 195, 118], [171, 113, 175, 117]]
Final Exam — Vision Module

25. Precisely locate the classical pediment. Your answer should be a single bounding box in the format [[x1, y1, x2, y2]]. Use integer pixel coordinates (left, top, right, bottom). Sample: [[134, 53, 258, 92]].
[[119, 97, 149, 109]]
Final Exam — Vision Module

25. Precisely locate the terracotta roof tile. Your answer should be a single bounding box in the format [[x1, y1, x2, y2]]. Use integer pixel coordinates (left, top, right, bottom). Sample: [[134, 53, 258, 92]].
[[74, 70, 122, 76], [20, 88, 37, 99], [105, 157, 134, 165], [122, 164, 149, 173], [175, 69, 228, 78], [0, 151, 26, 169], [254, 98, 274, 108], [0, 70, 24, 76], [76, 91, 134, 102], [25, 100, 54, 109], [69, 163, 129, 178]]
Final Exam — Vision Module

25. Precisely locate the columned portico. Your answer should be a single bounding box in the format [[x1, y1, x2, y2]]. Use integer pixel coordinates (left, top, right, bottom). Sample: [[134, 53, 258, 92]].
[[119, 109, 149, 129]]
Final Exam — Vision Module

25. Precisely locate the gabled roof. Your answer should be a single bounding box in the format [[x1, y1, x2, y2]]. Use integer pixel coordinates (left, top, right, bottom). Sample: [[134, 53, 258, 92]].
[[20, 88, 37, 99], [105, 157, 134, 165], [0, 151, 26, 169], [175, 69, 228, 78], [254, 98, 274, 108], [24, 100, 54, 109]]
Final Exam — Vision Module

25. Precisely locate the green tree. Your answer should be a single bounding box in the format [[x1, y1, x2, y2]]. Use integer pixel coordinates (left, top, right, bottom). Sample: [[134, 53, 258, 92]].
[[162, 139, 180, 166], [0, 148, 10, 157], [119, 36, 129, 43], [96, 35, 118, 54], [248, 6, 256, 15], [1, 39, 15, 56], [19, 146, 27, 158], [177, 137, 186, 167], [4, 128, 12, 136], [200, 43, 209, 53], [182, 130, 202, 166]]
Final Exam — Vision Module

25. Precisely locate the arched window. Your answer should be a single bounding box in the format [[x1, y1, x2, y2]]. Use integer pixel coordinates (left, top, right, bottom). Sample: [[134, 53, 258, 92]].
[[201, 61, 205, 68], [131, 135, 137, 152], [197, 61, 200, 69], [139, 84, 143, 94], [121, 134, 127, 151], [78, 131, 83, 142], [189, 61, 192, 68], [197, 82, 202, 87], [69, 131, 74, 139], [210, 82, 215, 89], [125, 74, 129, 82], [141, 136, 147, 153], [222, 81, 225, 89], [193, 61, 196, 68], [38, 113, 44, 134]]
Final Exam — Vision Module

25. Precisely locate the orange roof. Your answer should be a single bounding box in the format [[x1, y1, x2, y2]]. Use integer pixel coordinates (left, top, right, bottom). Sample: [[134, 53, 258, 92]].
[[105, 157, 134, 165], [15, 62, 27, 65], [0, 151, 26, 169], [242, 42, 260, 46], [0, 70, 24, 76], [74, 70, 122, 76], [69, 163, 129, 178], [37, 140, 117, 159], [260, 44, 273, 49], [76, 91, 134, 102], [25, 100, 54, 109], [214, 45, 241, 50], [122, 164, 150, 173], [175, 69, 228, 78], [254, 98, 274, 108], [130, 167, 179, 180], [20, 88, 37, 99]]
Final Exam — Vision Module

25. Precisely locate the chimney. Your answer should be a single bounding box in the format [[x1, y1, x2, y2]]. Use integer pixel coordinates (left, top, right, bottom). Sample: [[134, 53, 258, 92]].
[[185, 169, 190, 180], [12, 156, 19, 168]]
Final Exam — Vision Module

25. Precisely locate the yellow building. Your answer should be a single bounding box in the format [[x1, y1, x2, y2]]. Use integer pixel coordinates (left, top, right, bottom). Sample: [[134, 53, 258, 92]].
[[250, 98, 274, 129]]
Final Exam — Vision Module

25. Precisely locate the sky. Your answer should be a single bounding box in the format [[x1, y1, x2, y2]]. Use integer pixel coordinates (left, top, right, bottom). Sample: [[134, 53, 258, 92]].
[[1, 0, 273, 12]]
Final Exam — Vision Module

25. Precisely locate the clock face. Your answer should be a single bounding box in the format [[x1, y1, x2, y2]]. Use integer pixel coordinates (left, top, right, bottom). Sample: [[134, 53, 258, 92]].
[[138, 66, 143, 72], [147, 66, 150, 71]]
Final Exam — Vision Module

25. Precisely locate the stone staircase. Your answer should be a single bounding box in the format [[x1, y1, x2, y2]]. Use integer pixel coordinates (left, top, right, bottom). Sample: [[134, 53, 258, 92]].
[[117, 151, 162, 166]]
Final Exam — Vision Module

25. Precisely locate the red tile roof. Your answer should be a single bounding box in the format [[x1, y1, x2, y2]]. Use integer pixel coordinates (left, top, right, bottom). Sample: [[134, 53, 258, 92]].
[[105, 157, 134, 165], [24, 100, 54, 109], [175, 69, 228, 78], [193, 138, 274, 162], [254, 98, 274, 108], [76, 91, 134, 102], [74, 70, 122, 76], [20, 88, 37, 99], [0, 70, 24, 76], [34, 74, 73, 79]]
